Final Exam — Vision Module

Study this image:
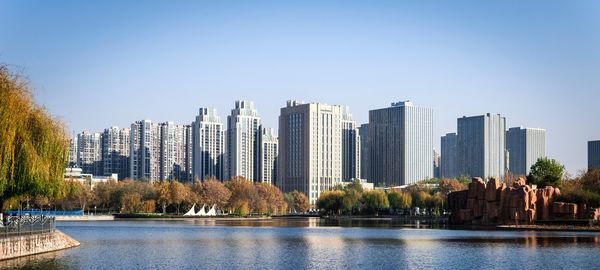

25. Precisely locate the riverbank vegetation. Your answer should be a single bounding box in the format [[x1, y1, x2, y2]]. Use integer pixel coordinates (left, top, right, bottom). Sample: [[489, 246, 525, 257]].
[[3, 176, 311, 216], [315, 179, 464, 216]]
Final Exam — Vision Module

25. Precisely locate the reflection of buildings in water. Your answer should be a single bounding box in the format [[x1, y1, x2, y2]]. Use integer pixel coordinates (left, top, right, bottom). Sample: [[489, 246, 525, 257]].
[[307, 217, 319, 228], [523, 232, 537, 249], [193, 219, 217, 226], [303, 234, 346, 268]]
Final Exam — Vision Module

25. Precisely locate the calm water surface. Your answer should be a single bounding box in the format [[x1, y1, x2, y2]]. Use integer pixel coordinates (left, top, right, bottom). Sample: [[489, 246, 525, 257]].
[[3, 218, 600, 270]]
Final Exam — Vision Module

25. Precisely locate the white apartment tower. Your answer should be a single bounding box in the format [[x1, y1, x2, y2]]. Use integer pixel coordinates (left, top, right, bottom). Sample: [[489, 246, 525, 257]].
[[278, 101, 344, 205], [130, 120, 161, 181], [227, 100, 261, 181], [258, 127, 278, 184], [193, 108, 224, 181], [77, 131, 102, 175], [102, 127, 130, 179]]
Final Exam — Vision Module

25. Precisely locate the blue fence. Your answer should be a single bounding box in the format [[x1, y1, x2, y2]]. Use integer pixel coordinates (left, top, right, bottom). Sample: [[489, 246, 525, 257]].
[[5, 209, 84, 216]]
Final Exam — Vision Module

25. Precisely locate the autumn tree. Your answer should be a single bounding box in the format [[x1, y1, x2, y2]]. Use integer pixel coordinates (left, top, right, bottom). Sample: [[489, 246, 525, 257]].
[[285, 190, 310, 213], [155, 181, 170, 214], [255, 183, 287, 215], [439, 179, 466, 195], [226, 177, 259, 216], [199, 179, 231, 210], [169, 181, 187, 215]]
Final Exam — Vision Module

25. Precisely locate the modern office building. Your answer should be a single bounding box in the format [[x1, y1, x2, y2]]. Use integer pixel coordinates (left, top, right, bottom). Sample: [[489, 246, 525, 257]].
[[589, 140, 600, 170], [359, 123, 370, 181], [77, 131, 102, 175], [278, 101, 344, 205], [368, 101, 433, 187], [102, 127, 130, 179], [258, 127, 278, 184], [193, 108, 225, 181], [341, 107, 361, 181], [130, 120, 161, 181], [440, 132, 458, 178], [506, 127, 546, 176], [227, 100, 261, 181], [457, 113, 506, 179]]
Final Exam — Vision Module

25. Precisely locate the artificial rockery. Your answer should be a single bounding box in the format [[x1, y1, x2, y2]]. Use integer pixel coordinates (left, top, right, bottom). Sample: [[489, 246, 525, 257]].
[[447, 177, 600, 225]]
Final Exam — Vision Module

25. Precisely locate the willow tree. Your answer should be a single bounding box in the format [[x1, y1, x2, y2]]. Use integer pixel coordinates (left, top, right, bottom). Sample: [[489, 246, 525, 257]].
[[0, 65, 68, 210]]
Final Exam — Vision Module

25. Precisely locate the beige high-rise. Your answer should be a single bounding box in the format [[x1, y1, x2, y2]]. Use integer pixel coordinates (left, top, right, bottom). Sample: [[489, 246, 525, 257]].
[[278, 101, 343, 205]]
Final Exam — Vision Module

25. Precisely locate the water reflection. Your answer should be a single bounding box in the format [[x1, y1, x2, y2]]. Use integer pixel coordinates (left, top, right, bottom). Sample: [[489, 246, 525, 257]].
[[3, 219, 600, 270]]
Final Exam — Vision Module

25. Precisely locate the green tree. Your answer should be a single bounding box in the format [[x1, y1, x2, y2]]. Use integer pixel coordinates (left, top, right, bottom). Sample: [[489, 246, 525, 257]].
[[361, 190, 389, 214], [0, 66, 69, 209], [316, 190, 345, 215], [388, 190, 412, 214], [527, 157, 565, 188]]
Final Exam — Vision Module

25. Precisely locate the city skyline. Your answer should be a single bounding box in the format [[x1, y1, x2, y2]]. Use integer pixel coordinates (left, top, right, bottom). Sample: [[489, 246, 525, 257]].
[[2, 1, 599, 173]]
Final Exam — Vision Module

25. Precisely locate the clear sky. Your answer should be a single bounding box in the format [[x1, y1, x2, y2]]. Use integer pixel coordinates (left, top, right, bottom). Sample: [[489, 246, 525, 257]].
[[1, 1, 599, 173]]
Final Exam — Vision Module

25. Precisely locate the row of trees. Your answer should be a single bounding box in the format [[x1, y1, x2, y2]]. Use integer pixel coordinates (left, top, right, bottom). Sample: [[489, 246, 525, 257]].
[[315, 180, 460, 216], [4, 176, 311, 216]]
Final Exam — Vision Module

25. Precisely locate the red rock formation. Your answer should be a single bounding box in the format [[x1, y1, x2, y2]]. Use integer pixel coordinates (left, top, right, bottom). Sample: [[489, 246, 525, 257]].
[[446, 176, 592, 225]]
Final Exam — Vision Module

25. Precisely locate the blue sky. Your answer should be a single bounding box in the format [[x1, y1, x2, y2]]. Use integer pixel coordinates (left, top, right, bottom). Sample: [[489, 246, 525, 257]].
[[1, 1, 599, 173]]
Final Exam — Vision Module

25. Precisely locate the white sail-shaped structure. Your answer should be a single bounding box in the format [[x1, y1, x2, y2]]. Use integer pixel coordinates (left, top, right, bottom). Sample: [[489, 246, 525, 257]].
[[195, 204, 207, 216], [205, 204, 217, 216], [183, 204, 196, 216]]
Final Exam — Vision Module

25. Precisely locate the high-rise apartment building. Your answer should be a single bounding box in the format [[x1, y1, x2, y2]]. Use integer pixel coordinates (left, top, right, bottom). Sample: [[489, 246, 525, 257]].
[[589, 140, 600, 170], [341, 107, 361, 181], [278, 101, 343, 205], [506, 127, 546, 176], [172, 124, 193, 181], [227, 101, 261, 181], [359, 124, 370, 181], [440, 132, 458, 178], [193, 108, 224, 181], [457, 113, 506, 179], [158, 122, 193, 181], [102, 127, 130, 179], [258, 127, 278, 184], [130, 120, 161, 181], [368, 101, 433, 187], [77, 131, 102, 175]]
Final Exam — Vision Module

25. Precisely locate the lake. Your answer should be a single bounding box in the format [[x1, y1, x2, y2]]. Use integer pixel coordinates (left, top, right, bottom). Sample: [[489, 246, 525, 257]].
[[3, 218, 600, 269]]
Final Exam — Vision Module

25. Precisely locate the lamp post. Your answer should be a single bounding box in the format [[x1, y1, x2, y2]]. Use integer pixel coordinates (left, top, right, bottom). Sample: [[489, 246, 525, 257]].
[[94, 206, 97, 216]]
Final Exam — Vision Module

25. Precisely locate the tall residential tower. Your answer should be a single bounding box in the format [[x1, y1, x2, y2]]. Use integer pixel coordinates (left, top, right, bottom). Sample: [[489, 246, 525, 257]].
[[193, 108, 224, 181], [227, 100, 261, 181]]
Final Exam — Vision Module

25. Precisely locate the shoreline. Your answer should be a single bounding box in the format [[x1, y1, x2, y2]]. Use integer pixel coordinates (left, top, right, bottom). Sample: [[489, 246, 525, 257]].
[[0, 230, 79, 261], [52, 215, 600, 232]]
